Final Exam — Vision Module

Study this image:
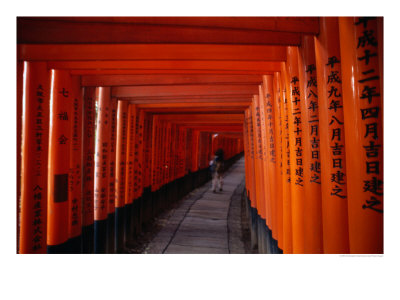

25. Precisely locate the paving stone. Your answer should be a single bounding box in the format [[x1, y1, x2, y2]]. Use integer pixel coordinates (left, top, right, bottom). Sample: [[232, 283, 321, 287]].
[[164, 244, 228, 254]]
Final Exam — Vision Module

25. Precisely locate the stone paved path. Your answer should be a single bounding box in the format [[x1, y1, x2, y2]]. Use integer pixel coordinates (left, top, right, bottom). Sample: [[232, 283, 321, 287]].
[[144, 157, 246, 254]]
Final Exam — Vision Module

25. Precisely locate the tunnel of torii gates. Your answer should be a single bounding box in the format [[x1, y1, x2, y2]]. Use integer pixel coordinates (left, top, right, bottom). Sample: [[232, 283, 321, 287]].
[[16, 16, 383, 254]]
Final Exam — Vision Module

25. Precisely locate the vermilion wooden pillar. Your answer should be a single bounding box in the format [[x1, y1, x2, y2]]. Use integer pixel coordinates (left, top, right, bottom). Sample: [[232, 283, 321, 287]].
[[134, 110, 145, 201], [251, 96, 266, 222], [258, 85, 271, 232], [19, 62, 50, 254], [47, 70, 73, 253], [339, 17, 383, 254], [315, 17, 350, 253], [93, 87, 111, 253], [82, 86, 96, 253], [17, 61, 23, 253], [107, 97, 117, 253], [280, 62, 293, 254], [68, 75, 84, 253], [124, 104, 136, 243], [262, 76, 279, 244], [298, 35, 324, 253], [115, 100, 128, 253], [286, 47, 305, 253], [273, 72, 284, 251]]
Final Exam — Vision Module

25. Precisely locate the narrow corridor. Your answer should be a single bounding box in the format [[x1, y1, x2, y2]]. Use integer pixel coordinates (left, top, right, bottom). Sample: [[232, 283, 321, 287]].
[[144, 158, 246, 254]]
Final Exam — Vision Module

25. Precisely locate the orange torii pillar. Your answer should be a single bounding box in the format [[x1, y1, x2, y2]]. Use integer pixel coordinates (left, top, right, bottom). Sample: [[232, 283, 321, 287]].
[[115, 101, 128, 253], [124, 104, 136, 244], [273, 72, 284, 253], [47, 70, 73, 253], [258, 84, 272, 254], [298, 35, 324, 253], [19, 62, 50, 254], [133, 109, 145, 231], [142, 113, 154, 222], [150, 115, 161, 217], [339, 17, 383, 254], [280, 62, 293, 254], [93, 87, 111, 254], [315, 17, 350, 253], [244, 108, 258, 249], [262, 75, 281, 253], [286, 47, 306, 254], [68, 76, 84, 253], [251, 95, 268, 253], [107, 98, 117, 253], [82, 87, 96, 253]]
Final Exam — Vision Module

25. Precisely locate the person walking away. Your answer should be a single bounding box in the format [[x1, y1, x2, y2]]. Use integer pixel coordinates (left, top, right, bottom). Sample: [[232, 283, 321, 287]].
[[210, 149, 224, 193]]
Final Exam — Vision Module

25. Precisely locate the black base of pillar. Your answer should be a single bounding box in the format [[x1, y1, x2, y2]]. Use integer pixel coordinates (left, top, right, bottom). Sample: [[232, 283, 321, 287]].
[[115, 206, 125, 253], [94, 219, 108, 254], [107, 212, 116, 254], [82, 224, 94, 254]]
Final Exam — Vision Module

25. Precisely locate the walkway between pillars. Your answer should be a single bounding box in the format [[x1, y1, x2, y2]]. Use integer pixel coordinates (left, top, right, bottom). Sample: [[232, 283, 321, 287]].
[[144, 157, 246, 254]]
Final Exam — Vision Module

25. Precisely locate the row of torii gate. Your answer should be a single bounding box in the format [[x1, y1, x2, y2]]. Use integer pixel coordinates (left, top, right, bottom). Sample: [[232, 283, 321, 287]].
[[17, 17, 383, 254]]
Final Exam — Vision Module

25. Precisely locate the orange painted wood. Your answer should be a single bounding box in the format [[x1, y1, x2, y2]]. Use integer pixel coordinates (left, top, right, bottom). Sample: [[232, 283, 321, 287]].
[[112, 85, 259, 98], [19, 17, 319, 33], [17, 43, 288, 62], [125, 104, 136, 204], [315, 17, 350, 253], [150, 116, 160, 191], [47, 70, 73, 246], [47, 61, 282, 74], [245, 109, 257, 208], [17, 61, 23, 253], [70, 69, 274, 76], [82, 87, 96, 227], [68, 76, 83, 239], [142, 113, 153, 189], [108, 98, 118, 214], [339, 17, 383, 254], [17, 19, 301, 45], [93, 87, 111, 221], [262, 75, 279, 239], [258, 85, 271, 227], [273, 72, 284, 250], [280, 63, 293, 254], [115, 101, 129, 208], [81, 74, 263, 87], [136, 102, 249, 109], [133, 110, 145, 199], [297, 35, 324, 253], [19, 62, 50, 253], [251, 96, 266, 220], [286, 46, 305, 254]]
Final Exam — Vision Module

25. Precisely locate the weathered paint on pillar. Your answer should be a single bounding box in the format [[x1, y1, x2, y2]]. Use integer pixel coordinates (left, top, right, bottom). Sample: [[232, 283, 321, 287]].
[[298, 35, 324, 253], [339, 17, 383, 254], [20, 62, 50, 253], [315, 17, 350, 253]]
